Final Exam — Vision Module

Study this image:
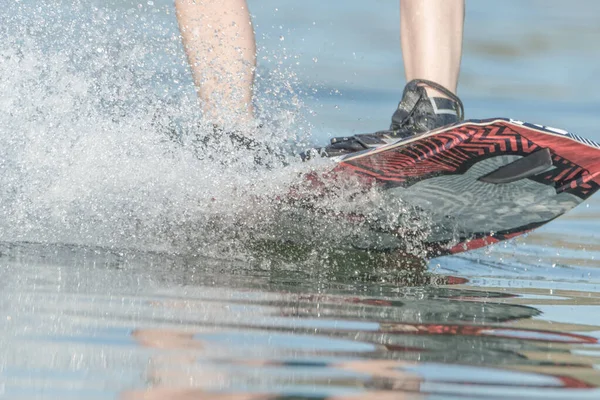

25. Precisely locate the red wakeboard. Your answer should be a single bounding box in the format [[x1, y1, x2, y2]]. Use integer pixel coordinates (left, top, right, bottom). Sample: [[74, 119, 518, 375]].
[[279, 118, 600, 258]]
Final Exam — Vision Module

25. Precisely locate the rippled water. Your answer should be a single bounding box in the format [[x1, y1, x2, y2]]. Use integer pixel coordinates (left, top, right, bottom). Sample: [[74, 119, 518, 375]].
[[1, 0, 600, 398]]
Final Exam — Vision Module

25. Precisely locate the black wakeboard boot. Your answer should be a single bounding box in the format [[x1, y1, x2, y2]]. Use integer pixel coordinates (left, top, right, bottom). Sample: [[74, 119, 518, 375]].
[[192, 124, 288, 168], [301, 79, 464, 160]]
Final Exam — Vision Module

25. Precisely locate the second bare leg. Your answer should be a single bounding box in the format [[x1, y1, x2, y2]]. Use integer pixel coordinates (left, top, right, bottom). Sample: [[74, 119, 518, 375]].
[[400, 0, 464, 96]]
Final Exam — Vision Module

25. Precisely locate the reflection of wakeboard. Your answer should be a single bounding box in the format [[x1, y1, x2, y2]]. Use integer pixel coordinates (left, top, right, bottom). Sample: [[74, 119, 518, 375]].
[[282, 118, 600, 258]]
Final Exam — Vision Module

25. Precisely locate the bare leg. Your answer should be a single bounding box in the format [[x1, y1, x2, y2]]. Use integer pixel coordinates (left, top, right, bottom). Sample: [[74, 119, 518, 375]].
[[400, 0, 464, 96], [175, 0, 256, 123]]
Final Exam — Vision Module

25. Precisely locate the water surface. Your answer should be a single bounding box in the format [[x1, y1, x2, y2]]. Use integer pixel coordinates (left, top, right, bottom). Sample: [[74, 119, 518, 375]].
[[1, 1, 600, 399]]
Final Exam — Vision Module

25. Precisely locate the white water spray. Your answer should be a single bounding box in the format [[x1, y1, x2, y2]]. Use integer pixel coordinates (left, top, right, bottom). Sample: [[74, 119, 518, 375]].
[[0, 1, 431, 263]]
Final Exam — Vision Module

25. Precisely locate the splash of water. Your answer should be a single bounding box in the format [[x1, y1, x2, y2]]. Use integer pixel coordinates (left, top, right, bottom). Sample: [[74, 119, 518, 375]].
[[0, 1, 432, 266], [0, 2, 299, 254]]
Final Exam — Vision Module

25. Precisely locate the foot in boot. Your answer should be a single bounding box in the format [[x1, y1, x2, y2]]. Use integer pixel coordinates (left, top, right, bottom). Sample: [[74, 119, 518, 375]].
[[193, 125, 287, 168], [302, 79, 464, 160], [155, 117, 287, 168]]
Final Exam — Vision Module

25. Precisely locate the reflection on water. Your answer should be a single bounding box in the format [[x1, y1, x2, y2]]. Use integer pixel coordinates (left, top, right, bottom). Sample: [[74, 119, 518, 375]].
[[2, 244, 600, 399]]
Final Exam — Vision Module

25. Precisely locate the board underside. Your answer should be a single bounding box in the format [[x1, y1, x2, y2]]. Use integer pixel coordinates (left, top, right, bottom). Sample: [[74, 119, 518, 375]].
[[276, 119, 600, 258]]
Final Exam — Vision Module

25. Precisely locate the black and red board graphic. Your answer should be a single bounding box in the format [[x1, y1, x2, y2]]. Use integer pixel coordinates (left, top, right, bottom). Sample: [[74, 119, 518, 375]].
[[291, 119, 600, 257]]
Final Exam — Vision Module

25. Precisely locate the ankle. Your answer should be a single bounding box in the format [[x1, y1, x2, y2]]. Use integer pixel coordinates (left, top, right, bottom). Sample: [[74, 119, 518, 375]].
[[424, 87, 452, 99]]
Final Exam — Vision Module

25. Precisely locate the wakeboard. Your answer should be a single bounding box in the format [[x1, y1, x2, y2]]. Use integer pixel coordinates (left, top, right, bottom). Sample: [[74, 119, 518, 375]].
[[278, 118, 600, 258]]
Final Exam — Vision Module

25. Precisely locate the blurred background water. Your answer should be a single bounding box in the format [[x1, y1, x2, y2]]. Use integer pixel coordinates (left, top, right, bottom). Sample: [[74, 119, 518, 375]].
[[1, 0, 600, 398]]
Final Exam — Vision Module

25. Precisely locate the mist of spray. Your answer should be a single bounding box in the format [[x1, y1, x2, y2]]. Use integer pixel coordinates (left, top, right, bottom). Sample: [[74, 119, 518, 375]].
[[0, 1, 431, 263]]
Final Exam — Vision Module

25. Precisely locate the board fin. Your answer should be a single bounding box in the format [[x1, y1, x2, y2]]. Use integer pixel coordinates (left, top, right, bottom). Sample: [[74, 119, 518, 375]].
[[478, 148, 553, 184]]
